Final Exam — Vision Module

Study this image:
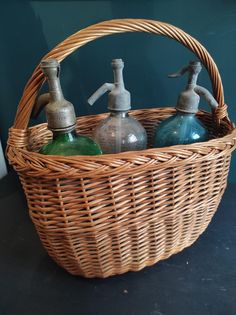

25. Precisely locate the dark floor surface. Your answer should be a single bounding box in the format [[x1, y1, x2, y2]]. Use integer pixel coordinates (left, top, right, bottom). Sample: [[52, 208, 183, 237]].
[[0, 172, 235, 315]]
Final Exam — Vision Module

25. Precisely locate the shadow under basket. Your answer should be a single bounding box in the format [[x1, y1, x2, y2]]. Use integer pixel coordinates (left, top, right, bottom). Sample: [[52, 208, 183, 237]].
[[6, 19, 236, 278]]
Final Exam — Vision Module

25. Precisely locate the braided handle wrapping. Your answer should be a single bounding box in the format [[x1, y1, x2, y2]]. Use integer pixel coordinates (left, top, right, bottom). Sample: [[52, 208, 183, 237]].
[[14, 18, 227, 129]]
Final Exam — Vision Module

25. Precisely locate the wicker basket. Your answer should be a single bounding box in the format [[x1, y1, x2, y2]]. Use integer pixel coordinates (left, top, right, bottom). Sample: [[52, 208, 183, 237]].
[[7, 19, 236, 278]]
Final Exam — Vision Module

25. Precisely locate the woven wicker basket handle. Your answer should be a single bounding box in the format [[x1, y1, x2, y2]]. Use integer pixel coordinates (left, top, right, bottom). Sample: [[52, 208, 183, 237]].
[[13, 18, 227, 129]]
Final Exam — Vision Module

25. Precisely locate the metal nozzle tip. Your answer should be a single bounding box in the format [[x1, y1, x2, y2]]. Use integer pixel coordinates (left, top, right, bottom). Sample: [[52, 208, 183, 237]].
[[41, 58, 59, 68], [189, 60, 202, 71], [111, 59, 124, 68]]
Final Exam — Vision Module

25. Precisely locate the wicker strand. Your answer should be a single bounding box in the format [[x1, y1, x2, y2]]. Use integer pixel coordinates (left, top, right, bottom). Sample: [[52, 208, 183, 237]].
[[214, 103, 229, 120]]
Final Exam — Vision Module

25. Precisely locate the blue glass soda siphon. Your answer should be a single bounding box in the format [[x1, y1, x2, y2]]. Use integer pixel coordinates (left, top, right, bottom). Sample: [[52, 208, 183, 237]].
[[87, 59, 147, 154], [32, 59, 102, 156], [154, 61, 219, 148]]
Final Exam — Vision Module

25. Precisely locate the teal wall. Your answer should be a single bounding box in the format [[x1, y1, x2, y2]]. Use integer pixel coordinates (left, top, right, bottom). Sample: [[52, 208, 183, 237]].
[[1, 0, 235, 182]]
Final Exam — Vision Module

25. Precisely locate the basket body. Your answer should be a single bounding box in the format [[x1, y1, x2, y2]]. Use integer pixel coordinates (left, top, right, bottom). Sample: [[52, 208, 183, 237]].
[[6, 19, 236, 277], [9, 108, 235, 277]]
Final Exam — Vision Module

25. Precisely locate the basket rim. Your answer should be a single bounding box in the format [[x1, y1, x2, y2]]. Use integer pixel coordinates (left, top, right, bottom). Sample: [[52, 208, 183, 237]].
[[7, 107, 236, 178], [22, 128, 236, 158], [7, 129, 236, 180], [10, 107, 236, 157]]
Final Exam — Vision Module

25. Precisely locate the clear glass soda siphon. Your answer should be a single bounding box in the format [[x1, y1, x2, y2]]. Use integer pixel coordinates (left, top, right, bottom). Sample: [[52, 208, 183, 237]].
[[154, 61, 218, 147], [32, 59, 102, 156], [88, 59, 147, 154]]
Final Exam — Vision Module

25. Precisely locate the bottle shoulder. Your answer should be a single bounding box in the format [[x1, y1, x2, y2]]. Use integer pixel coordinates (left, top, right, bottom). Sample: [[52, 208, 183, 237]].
[[40, 133, 102, 155], [96, 113, 146, 132], [157, 113, 206, 128], [154, 113, 209, 147]]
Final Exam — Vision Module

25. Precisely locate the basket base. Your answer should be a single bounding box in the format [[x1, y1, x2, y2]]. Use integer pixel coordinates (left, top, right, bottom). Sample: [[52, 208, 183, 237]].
[[35, 198, 221, 278]]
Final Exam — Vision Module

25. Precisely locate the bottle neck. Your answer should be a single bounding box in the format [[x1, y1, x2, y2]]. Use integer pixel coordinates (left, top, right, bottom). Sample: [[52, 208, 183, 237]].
[[176, 110, 195, 117], [47, 75, 64, 102], [52, 129, 77, 140], [187, 71, 199, 86], [110, 110, 129, 118], [113, 68, 125, 89]]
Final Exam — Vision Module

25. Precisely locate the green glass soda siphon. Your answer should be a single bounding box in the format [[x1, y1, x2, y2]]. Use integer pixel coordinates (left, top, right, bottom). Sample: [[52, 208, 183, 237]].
[[32, 59, 102, 156], [154, 61, 219, 148]]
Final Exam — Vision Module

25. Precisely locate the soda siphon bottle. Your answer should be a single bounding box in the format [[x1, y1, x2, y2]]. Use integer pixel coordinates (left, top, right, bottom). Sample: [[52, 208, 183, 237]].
[[32, 59, 102, 156], [87, 59, 147, 154], [154, 61, 218, 148]]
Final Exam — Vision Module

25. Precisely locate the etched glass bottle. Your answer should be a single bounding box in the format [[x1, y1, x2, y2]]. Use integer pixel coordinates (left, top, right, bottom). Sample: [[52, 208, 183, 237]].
[[88, 59, 147, 154]]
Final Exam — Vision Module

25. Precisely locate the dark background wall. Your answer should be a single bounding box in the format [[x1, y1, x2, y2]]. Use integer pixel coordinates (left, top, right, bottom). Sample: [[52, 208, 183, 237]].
[[1, 0, 235, 182]]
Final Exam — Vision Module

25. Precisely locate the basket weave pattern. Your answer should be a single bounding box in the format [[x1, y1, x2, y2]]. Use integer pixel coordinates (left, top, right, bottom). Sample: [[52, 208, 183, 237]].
[[7, 19, 236, 278]]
